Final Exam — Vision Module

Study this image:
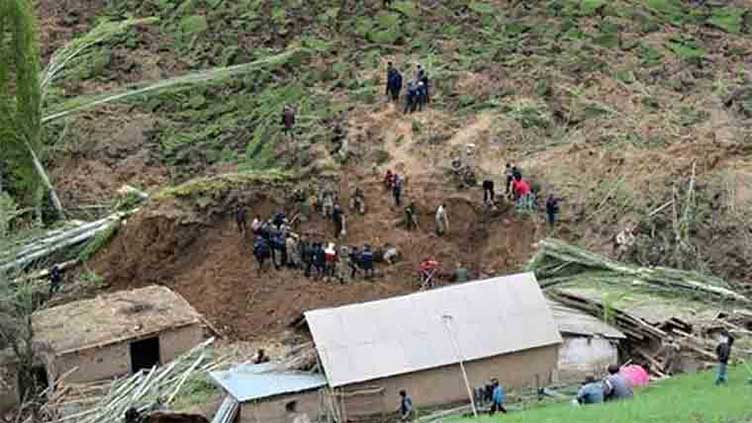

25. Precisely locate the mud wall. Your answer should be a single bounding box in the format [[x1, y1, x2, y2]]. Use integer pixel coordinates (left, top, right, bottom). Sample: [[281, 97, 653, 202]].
[[48, 324, 204, 383], [239, 390, 324, 423], [557, 336, 619, 382], [338, 344, 559, 418]]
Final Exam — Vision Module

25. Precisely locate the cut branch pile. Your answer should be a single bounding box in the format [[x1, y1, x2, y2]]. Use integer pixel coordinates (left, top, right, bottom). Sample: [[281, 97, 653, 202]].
[[529, 239, 752, 376], [527, 238, 749, 304], [42, 338, 219, 423]]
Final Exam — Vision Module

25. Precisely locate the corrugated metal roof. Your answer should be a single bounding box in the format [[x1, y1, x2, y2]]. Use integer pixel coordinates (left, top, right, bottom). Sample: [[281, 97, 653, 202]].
[[210, 363, 326, 403], [548, 300, 626, 339], [305, 273, 562, 388]]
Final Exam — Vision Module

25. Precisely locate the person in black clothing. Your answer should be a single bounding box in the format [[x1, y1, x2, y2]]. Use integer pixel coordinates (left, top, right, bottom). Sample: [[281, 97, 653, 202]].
[[313, 243, 326, 279], [253, 348, 270, 364], [349, 246, 361, 279], [360, 244, 375, 279], [404, 81, 418, 114], [715, 330, 734, 385], [49, 265, 62, 296], [418, 69, 430, 104], [482, 179, 495, 205], [124, 407, 142, 423], [546, 195, 563, 226], [253, 237, 272, 273], [273, 210, 286, 229], [386, 62, 402, 102], [512, 166, 522, 181], [392, 176, 402, 207], [282, 104, 295, 138], [235, 205, 247, 235], [301, 239, 314, 278]]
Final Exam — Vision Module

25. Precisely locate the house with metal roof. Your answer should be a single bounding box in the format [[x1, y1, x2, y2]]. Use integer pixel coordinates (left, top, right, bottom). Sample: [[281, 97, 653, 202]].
[[210, 363, 328, 423], [548, 300, 626, 381], [304, 272, 562, 419]]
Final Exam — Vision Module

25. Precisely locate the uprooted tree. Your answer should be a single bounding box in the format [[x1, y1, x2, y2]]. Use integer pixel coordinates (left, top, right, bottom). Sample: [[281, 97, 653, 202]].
[[0, 0, 65, 220], [1, 0, 304, 225]]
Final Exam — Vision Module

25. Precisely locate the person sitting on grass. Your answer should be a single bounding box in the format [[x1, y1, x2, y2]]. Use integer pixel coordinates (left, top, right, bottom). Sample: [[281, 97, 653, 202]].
[[603, 364, 634, 401], [576, 375, 604, 405]]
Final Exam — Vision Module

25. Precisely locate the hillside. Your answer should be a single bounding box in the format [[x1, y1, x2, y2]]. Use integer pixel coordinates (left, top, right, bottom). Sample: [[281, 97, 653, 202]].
[[16, 0, 752, 340]]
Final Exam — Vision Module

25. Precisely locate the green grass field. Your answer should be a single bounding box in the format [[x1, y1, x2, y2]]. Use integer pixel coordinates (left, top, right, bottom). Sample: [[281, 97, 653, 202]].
[[449, 367, 752, 423]]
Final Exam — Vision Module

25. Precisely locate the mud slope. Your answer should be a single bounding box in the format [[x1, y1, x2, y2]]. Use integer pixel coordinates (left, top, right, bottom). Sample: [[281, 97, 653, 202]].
[[93, 179, 541, 340]]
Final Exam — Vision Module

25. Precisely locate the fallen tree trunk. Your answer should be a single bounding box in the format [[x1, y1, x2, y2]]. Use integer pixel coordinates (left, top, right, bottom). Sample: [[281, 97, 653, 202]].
[[527, 238, 750, 304], [0, 209, 136, 272]]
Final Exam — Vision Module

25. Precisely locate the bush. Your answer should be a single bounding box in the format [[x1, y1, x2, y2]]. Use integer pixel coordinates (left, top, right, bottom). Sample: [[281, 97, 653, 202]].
[[78, 223, 119, 262]]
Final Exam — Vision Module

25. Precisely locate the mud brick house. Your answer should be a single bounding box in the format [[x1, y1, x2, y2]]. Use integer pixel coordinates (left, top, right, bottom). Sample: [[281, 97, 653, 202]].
[[304, 272, 562, 420], [32, 285, 205, 384], [549, 300, 625, 381], [210, 363, 328, 423]]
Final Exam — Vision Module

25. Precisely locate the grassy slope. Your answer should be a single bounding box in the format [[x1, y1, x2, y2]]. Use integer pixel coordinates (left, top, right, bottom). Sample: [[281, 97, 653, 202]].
[[44, 0, 752, 279], [449, 367, 752, 423]]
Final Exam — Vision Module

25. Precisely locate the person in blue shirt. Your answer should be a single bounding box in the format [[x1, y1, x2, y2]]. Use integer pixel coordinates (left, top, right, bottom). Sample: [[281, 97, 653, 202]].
[[490, 378, 507, 415], [398, 390, 414, 421], [576, 375, 604, 405]]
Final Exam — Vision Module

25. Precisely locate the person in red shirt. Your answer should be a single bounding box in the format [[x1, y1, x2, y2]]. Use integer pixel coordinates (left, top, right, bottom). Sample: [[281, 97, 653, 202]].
[[384, 169, 394, 190], [512, 178, 532, 210], [418, 258, 440, 289]]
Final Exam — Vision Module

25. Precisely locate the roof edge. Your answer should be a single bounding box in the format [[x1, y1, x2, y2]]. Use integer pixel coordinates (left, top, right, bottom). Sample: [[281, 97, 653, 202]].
[[209, 371, 327, 403], [50, 319, 202, 356], [305, 273, 538, 318]]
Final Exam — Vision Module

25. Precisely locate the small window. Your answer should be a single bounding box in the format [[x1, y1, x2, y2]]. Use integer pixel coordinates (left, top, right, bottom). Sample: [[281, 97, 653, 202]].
[[130, 337, 161, 373]]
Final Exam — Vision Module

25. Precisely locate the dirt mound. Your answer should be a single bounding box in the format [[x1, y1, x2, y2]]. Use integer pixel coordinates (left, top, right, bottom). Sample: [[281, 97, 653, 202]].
[[93, 176, 539, 340]]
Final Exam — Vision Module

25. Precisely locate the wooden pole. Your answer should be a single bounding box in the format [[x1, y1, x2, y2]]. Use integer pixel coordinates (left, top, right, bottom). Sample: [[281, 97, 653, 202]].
[[441, 315, 478, 417]]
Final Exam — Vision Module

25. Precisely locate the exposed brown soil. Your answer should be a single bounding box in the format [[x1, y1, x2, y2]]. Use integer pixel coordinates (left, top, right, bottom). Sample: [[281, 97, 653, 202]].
[[92, 165, 541, 340]]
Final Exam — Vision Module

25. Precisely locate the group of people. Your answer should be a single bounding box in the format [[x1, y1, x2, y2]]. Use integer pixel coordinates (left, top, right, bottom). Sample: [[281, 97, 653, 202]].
[[236, 189, 401, 282], [385, 62, 430, 114], [576, 364, 635, 406], [479, 163, 563, 227], [384, 169, 452, 237]]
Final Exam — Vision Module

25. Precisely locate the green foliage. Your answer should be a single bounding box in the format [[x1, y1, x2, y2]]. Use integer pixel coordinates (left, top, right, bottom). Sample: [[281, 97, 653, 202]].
[[676, 106, 709, 127], [170, 373, 219, 412], [580, 0, 606, 16], [507, 100, 551, 129], [667, 36, 705, 64], [613, 70, 635, 84], [154, 170, 292, 200], [0, 194, 18, 238], [708, 7, 744, 34], [78, 223, 119, 262], [392, 1, 418, 18], [179, 14, 208, 35], [79, 268, 106, 288], [449, 367, 752, 423], [639, 43, 663, 66], [469, 2, 496, 15], [1, 0, 43, 204], [643, 0, 688, 26]]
